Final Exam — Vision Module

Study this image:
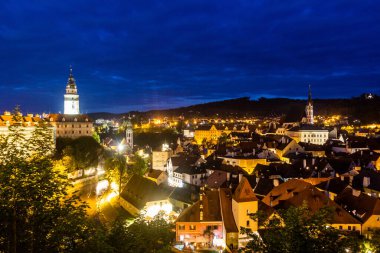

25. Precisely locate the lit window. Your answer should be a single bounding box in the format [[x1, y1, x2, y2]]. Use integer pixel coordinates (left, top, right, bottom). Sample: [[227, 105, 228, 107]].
[[178, 225, 185, 230], [189, 225, 196, 230]]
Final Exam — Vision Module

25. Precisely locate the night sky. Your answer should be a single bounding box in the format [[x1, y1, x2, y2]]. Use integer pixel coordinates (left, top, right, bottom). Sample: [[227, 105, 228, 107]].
[[1, 0, 380, 113]]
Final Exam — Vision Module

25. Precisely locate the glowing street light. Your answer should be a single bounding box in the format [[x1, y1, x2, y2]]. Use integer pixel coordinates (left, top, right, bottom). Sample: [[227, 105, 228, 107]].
[[117, 143, 125, 153]]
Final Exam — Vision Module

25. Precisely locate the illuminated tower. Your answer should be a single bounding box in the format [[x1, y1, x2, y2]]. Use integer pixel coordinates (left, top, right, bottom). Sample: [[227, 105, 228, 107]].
[[125, 117, 133, 151], [64, 66, 80, 115], [305, 85, 314, 125]]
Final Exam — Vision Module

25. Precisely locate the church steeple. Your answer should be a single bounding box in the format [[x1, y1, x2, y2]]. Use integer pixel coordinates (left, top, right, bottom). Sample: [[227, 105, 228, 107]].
[[308, 84, 312, 105], [305, 85, 314, 125]]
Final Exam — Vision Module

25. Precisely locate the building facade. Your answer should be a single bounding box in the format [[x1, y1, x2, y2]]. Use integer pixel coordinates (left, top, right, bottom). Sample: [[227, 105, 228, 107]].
[[48, 114, 93, 138], [286, 125, 329, 145]]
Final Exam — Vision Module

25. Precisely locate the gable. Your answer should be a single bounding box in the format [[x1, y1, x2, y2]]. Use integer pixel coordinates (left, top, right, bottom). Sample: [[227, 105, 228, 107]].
[[233, 177, 258, 202]]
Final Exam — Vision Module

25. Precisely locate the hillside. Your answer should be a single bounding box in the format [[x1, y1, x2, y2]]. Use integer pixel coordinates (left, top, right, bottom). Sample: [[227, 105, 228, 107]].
[[88, 94, 380, 124]]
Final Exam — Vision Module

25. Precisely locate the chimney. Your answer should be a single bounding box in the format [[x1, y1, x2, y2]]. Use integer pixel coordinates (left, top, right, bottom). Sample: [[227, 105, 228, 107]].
[[363, 177, 370, 187], [303, 159, 307, 168], [273, 179, 279, 187], [312, 158, 315, 165], [226, 172, 231, 182], [239, 174, 243, 182], [252, 149, 255, 155]]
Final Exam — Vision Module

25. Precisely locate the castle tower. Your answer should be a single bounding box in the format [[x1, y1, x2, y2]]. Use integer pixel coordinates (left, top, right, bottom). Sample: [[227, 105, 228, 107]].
[[125, 117, 133, 151], [305, 85, 314, 125], [64, 66, 80, 115]]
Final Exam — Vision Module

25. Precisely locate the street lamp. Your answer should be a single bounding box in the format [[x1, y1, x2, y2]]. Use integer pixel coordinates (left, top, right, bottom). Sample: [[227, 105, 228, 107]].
[[118, 143, 125, 153]]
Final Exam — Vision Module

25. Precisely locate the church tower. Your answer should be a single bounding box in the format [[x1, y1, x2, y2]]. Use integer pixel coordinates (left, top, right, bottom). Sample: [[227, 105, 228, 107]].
[[64, 66, 80, 115], [125, 117, 133, 151], [305, 85, 314, 125]]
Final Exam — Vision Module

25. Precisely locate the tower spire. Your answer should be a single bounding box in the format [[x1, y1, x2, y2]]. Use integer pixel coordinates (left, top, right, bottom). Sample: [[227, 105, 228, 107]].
[[305, 85, 314, 125], [308, 84, 312, 104]]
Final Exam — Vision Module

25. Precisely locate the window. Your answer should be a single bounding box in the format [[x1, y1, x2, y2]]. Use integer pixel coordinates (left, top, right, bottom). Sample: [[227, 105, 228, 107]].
[[246, 220, 250, 226], [213, 225, 218, 230], [348, 226, 351, 230], [353, 226, 356, 231], [339, 226, 343, 230], [178, 225, 185, 230], [189, 225, 196, 230]]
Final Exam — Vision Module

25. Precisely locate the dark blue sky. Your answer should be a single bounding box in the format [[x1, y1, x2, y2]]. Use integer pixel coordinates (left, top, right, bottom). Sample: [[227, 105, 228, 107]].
[[1, 0, 380, 113]]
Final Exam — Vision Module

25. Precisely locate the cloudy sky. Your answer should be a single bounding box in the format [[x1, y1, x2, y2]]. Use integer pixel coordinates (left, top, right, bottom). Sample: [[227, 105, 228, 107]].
[[0, 0, 379, 113]]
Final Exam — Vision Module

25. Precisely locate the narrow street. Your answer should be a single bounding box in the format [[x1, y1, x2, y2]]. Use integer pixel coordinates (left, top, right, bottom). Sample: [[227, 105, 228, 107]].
[[73, 179, 134, 224]]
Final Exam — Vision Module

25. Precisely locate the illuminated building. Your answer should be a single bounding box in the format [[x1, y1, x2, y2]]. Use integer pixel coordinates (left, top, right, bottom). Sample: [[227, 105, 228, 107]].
[[175, 179, 261, 249], [194, 124, 249, 144], [47, 114, 93, 138], [152, 149, 173, 171], [64, 66, 80, 115], [47, 67, 93, 139], [0, 111, 56, 148], [125, 117, 133, 152], [285, 125, 329, 145]]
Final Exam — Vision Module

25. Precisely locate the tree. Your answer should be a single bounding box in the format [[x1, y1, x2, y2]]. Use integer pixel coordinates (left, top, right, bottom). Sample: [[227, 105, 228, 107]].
[[0, 117, 91, 253], [107, 213, 174, 253], [241, 203, 361, 253], [55, 136, 103, 173], [129, 154, 148, 176], [217, 133, 228, 144], [104, 154, 127, 196]]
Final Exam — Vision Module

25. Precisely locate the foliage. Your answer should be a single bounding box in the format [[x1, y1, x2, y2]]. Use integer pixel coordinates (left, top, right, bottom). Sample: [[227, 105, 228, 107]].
[[104, 154, 127, 194], [241, 203, 361, 253], [93, 131, 101, 144], [128, 154, 148, 176], [0, 119, 91, 253], [217, 133, 228, 144], [107, 213, 175, 253], [56, 136, 103, 172], [134, 128, 179, 150]]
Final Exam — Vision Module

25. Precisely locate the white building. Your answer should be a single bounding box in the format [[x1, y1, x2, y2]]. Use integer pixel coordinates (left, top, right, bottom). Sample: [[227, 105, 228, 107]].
[[152, 150, 172, 171], [48, 67, 93, 139], [286, 125, 329, 145], [125, 118, 133, 152], [64, 67, 80, 115]]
